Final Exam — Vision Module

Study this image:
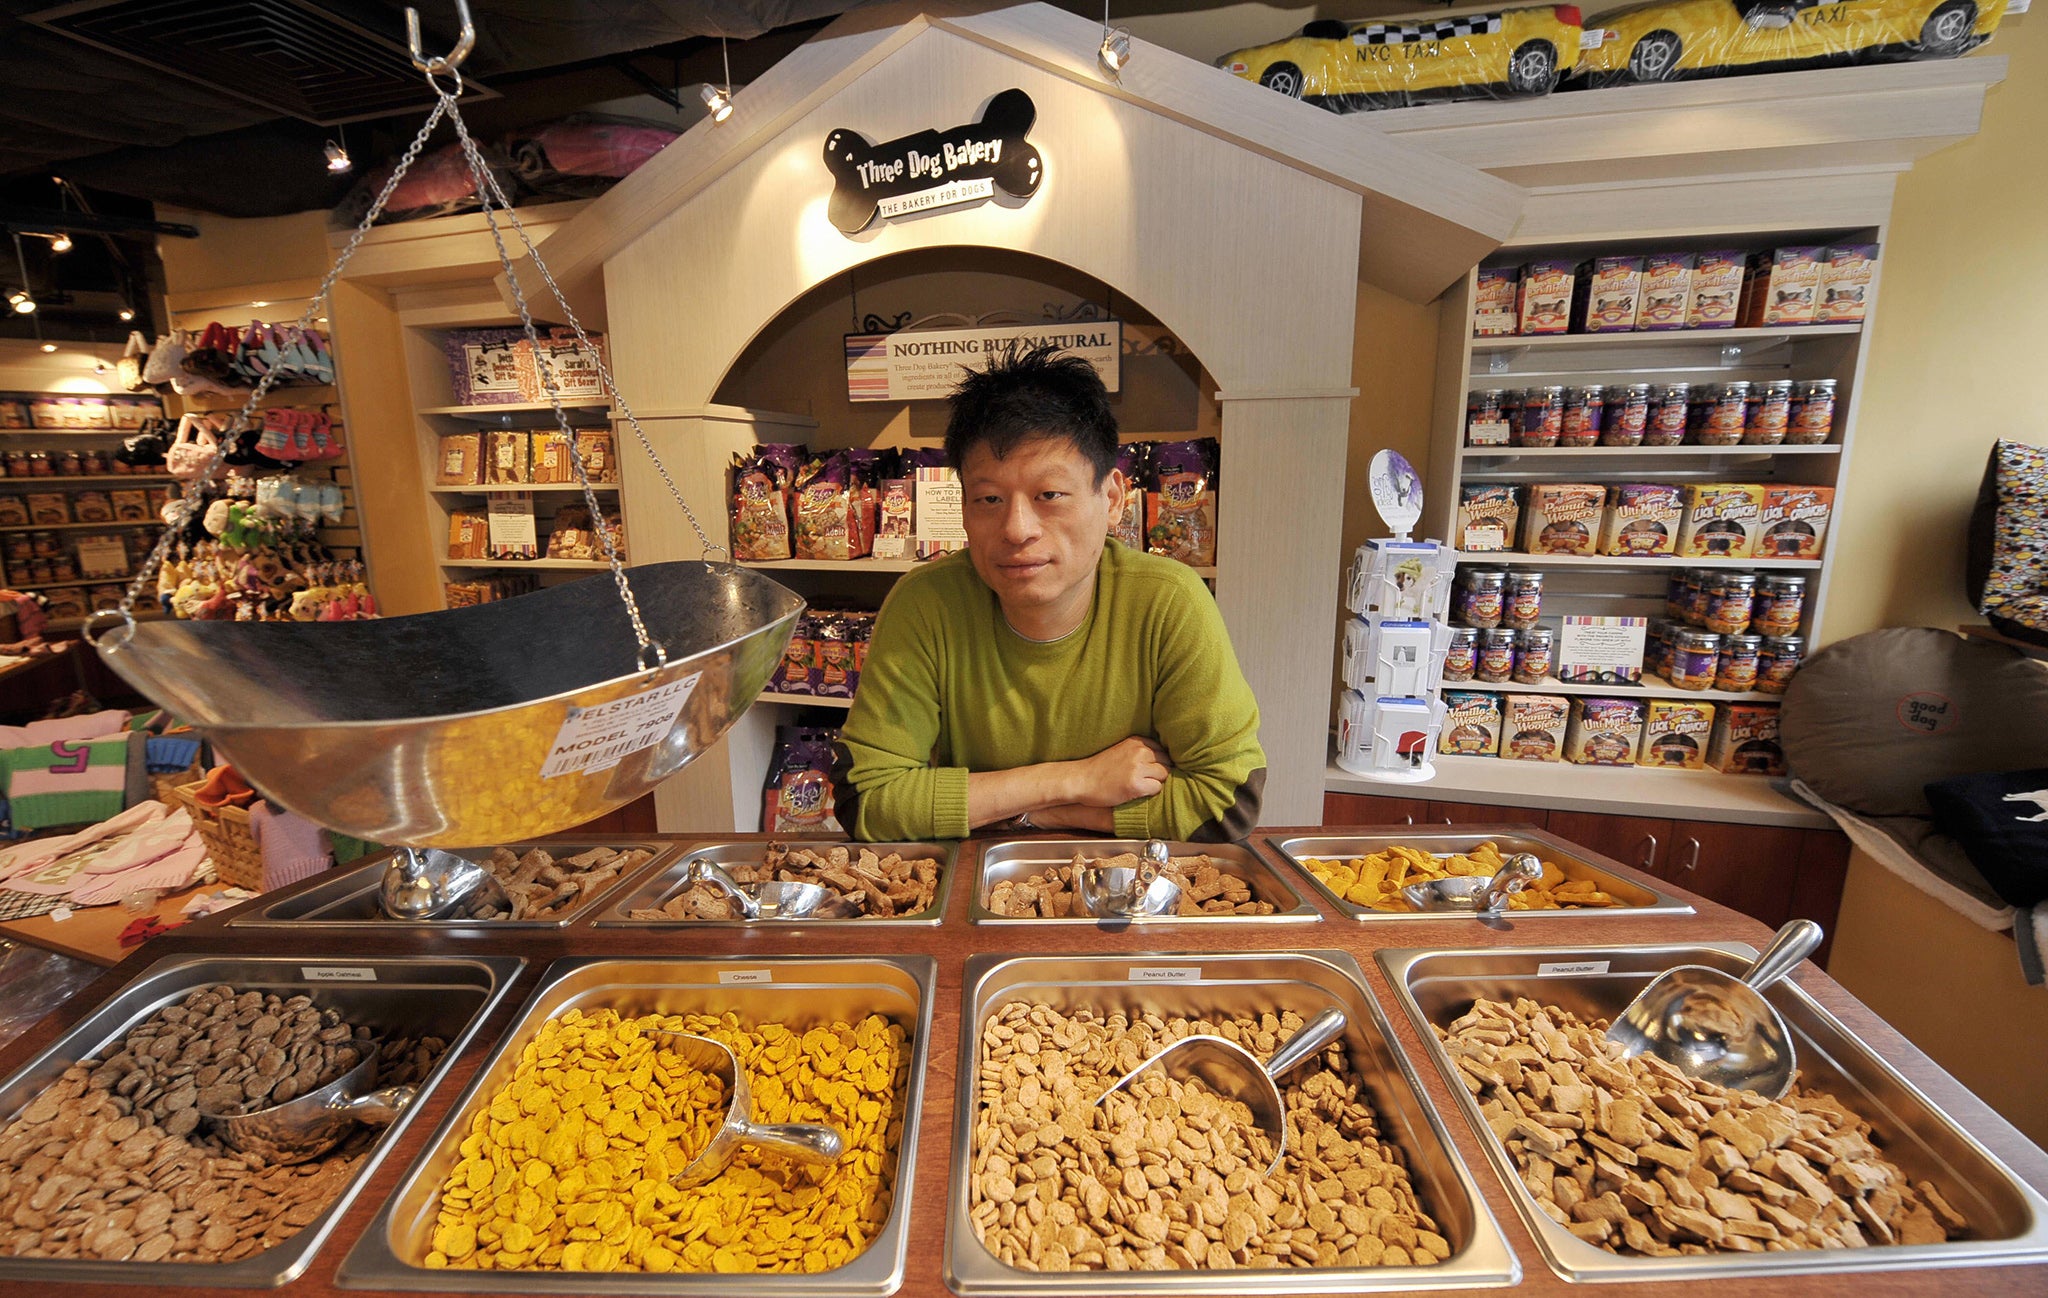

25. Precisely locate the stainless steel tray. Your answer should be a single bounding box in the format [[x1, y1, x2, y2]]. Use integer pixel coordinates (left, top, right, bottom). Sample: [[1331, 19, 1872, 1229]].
[[1268, 828, 1694, 921], [0, 953, 525, 1288], [593, 840, 957, 927], [227, 841, 675, 929], [970, 838, 1320, 925], [1378, 944, 2048, 1281], [339, 954, 936, 1295], [945, 950, 1520, 1293]]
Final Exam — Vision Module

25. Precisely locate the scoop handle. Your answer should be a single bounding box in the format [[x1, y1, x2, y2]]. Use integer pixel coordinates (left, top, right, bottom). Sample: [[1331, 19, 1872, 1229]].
[[730, 1118, 845, 1165], [1262, 1007, 1347, 1080], [687, 857, 761, 919], [1740, 919, 1824, 994], [342, 1083, 416, 1127]]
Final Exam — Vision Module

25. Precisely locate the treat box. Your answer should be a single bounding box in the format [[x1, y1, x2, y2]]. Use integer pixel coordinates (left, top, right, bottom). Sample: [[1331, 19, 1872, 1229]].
[[1599, 483, 1684, 557], [1741, 247, 1824, 328], [1575, 255, 1644, 333], [1501, 693, 1570, 762], [227, 841, 676, 930], [1377, 943, 2048, 1282], [1441, 690, 1503, 756], [1817, 244, 1880, 324], [1565, 696, 1646, 766], [1676, 483, 1767, 559], [594, 840, 958, 927], [946, 950, 1520, 1293], [1637, 253, 1696, 331], [1709, 701, 1787, 775], [1518, 258, 1576, 335], [1759, 484, 1835, 559], [0, 953, 525, 1288], [1266, 829, 1693, 922], [970, 838, 1318, 925], [1687, 250, 1746, 329], [1522, 483, 1607, 557], [1457, 484, 1520, 554], [339, 955, 935, 1296], [1474, 266, 1520, 337], [1639, 698, 1716, 770]]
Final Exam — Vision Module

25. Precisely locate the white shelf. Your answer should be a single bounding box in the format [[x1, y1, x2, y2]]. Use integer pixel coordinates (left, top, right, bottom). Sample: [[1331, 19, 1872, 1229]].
[[1445, 672, 1780, 704], [1460, 444, 1840, 460], [0, 473, 176, 484], [439, 558, 612, 570], [0, 519, 159, 533], [1451, 551, 1821, 570], [1326, 755, 1828, 829], [1472, 325, 1861, 351], [758, 692, 854, 709], [429, 483, 619, 495], [419, 399, 609, 417]]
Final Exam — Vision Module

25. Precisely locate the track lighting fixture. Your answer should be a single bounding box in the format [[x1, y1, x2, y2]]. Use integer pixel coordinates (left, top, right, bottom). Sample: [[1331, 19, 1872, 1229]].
[[119, 305, 136, 322], [1099, 27, 1131, 73], [325, 140, 353, 174], [40, 343, 57, 353], [702, 38, 735, 123], [49, 232, 72, 254], [7, 290, 32, 316]]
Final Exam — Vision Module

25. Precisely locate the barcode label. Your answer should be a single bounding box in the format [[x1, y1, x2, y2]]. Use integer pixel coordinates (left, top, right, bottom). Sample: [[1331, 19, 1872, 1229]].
[[718, 969, 773, 985], [539, 674, 702, 779], [1129, 967, 1201, 982], [1538, 961, 1609, 977], [302, 966, 377, 982]]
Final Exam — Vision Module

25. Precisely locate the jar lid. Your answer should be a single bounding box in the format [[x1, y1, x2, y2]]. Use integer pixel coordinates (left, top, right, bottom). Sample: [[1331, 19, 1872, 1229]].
[[1479, 627, 1520, 644], [1723, 634, 1764, 650], [1758, 573, 1807, 591], [1763, 635, 1807, 650], [1675, 630, 1723, 650]]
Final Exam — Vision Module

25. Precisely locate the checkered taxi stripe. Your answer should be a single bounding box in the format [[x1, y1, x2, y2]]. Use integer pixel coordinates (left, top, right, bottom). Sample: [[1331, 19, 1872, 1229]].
[[1352, 13, 1504, 44]]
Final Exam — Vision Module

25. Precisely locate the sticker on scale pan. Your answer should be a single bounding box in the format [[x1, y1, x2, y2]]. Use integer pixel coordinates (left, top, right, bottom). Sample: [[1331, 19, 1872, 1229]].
[[302, 966, 377, 982], [539, 673, 703, 779], [1129, 967, 1201, 982], [1538, 960, 1610, 977]]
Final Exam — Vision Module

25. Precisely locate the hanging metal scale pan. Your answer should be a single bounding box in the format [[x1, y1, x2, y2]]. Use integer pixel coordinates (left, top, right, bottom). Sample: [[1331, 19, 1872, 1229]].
[[96, 564, 802, 846]]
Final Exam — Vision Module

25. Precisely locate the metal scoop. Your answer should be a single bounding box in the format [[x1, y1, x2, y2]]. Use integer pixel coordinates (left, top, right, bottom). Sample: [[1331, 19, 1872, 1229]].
[[1401, 852, 1544, 916], [199, 1054, 414, 1164], [684, 857, 861, 920], [1092, 1007, 1347, 1177], [378, 846, 509, 921], [1605, 919, 1823, 1100], [650, 1031, 846, 1187], [1074, 839, 1183, 918]]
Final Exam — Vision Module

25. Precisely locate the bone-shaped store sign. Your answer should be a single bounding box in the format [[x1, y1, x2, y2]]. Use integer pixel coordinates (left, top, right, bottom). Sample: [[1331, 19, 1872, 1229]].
[[823, 88, 1044, 235]]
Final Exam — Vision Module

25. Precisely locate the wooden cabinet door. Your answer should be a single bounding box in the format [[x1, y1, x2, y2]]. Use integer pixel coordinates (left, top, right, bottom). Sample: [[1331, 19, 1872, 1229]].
[[1428, 800, 1548, 830], [1666, 820, 1804, 929], [1322, 792, 1431, 828], [1544, 812, 1674, 879], [1789, 828, 1852, 968]]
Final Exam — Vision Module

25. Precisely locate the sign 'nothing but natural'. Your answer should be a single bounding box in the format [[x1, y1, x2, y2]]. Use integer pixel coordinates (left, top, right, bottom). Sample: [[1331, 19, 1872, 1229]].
[[823, 88, 1044, 234]]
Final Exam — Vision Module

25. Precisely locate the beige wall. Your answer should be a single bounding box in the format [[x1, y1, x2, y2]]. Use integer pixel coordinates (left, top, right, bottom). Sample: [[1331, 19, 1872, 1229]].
[[156, 209, 330, 297], [1824, 18, 2048, 639]]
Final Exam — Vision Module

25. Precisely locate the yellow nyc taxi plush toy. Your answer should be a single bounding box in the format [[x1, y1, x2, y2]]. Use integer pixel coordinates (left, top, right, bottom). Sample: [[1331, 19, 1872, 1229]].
[[1575, 0, 2005, 84]]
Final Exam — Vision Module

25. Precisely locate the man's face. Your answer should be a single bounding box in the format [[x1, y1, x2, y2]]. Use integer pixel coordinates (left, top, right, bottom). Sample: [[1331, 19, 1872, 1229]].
[[960, 434, 1122, 618]]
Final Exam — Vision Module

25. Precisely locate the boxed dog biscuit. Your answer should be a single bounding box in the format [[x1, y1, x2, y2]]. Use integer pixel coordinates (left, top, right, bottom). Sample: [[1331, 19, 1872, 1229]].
[[447, 510, 488, 561], [111, 489, 152, 522], [1439, 690, 1502, 757], [1638, 253, 1695, 330], [1758, 485, 1834, 558], [1575, 256, 1644, 333], [1474, 267, 1520, 337], [1708, 702, 1785, 775], [529, 431, 574, 484], [1501, 694, 1569, 763], [25, 492, 69, 525], [1687, 250, 1744, 329], [1517, 259, 1575, 335], [1565, 697, 1646, 767], [1740, 247, 1823, 327], [1817, 244, 1880, 324], [1457, 483, 1520, 553], [1676, 483, 1766, 559], [1640, 700, 1716, 770], [1522, 483, 1607, 556], [481, 430, 529, 485], [436, 432, 483, 486], [1599, 482, 1684, 557]]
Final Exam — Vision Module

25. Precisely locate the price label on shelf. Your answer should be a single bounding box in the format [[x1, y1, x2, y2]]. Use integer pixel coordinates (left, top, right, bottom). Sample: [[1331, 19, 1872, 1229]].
[[539, 674, 702, 779]]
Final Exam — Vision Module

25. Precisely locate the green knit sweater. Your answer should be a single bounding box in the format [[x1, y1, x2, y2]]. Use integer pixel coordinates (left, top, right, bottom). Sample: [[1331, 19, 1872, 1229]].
[[837, 543, 1266, 842]]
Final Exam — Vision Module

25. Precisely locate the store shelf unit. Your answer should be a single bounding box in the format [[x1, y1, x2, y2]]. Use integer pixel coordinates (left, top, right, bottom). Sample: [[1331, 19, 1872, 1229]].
[[1393, 224, 1884, 818], [1447, 672, 1780, 704], [0, 393, 174, 614]]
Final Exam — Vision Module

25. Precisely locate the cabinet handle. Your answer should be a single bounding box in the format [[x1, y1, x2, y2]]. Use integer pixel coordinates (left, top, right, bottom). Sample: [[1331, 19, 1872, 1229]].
[[1441, 817, 1454, 826], [1403, 814, 1414, 826], [1637, 833, 1658, 873], [1677, 837, 1701, 872]]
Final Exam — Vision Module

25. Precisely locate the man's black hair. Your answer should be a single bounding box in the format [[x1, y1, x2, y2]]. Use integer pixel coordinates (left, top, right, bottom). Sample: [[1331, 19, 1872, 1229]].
[[943, 341, 1118, 483]]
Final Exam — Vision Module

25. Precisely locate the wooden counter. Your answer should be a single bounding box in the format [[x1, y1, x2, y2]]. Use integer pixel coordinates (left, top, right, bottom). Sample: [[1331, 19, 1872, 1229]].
[[2, 825, 2044, 1297], [0, 880, 235, 968]]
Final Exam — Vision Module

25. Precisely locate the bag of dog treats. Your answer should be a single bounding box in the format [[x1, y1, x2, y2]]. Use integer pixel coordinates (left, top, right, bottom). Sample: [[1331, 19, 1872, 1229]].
[[729, 442, 805, 561], [795, 452, 860, 561], [762, 725, 841, 833], [1110, 441, 1147, 550], [1146, 438, 1219, 567], [768, 612, 816, 695]]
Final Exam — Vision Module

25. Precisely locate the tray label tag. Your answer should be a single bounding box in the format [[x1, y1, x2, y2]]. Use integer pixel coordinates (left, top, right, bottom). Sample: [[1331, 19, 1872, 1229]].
[[1538, 960, 1610, 977], [540, 673, 703, 780], [302, 966, 377, 982], [1129, 967, 1201, 982], [718, 969, 773, 985]]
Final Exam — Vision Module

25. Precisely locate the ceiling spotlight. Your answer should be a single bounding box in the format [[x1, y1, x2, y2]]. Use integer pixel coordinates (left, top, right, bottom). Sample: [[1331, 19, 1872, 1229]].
[[49, 232, 73, 254], [118, 305, 135, 322], [1099, 26, 1132, 74], [324, 139, 352, 173], [700, 82, 733, 123], [7, 289, 33, 315], [40, 342, 57, 353]]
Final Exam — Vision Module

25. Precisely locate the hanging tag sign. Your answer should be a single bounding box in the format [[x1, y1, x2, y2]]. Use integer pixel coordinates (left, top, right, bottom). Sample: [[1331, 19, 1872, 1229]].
[[824, 88, 1044, 235], [845, 320, 1121, 402], [540, 674, 702, 779]]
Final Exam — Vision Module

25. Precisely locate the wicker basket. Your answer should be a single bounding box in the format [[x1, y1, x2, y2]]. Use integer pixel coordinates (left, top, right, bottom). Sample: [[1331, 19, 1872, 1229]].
[[172, 781, 264, 891], [150, 764, 202, 806]]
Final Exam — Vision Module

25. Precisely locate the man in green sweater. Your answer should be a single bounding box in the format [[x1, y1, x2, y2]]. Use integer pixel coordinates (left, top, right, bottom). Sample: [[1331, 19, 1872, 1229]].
[[836, 345, 1265, 842]]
